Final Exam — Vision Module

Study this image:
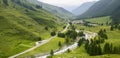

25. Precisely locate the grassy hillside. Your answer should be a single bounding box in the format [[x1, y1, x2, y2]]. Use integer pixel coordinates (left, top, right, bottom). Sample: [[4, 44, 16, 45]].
[[26, 0, 75, 19], [17, 37, 65, 58], [0, 0, 64, 57], [85, 16, 111, 25], [75, 16, 111, 32]]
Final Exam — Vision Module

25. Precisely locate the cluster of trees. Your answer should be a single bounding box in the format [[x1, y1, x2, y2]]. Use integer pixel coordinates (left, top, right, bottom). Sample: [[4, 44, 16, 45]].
[[78, 38, 85, 47], [57, 30, 85, 45], [98, 29, 108, 39], [104, 43, 120, 54], [69, 25, 76, 30], [65, 30, 77, 40], [78, 31, 85, 37], [65, 30, 78, 44], [84, 29, 108, 56], [58, 30, 85, 38], [110, 25, 120, 31], [85, 39, 102, 56], [50, 31, 56, 36], [84, 37, 120, 56], [58, 33, 65, 38]]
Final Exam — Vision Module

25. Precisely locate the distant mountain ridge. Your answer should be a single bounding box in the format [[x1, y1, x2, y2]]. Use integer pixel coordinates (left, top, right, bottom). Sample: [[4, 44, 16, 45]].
[[72, 1, 96, 15], [77, 0, 120, 19], [26, 0, 75, 19]]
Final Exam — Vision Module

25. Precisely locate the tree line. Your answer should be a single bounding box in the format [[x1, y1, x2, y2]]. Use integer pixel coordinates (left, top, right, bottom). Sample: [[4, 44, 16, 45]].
[[84, 29, 120, 56]]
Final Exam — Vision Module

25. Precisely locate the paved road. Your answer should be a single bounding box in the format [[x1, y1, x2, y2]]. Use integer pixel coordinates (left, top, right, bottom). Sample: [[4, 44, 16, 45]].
[[61, 23, 69, 33], [9, 36, 56, 58], [37, 30, 97, 58], [37, 42, 78, 58], [9, 23, 69, 58]]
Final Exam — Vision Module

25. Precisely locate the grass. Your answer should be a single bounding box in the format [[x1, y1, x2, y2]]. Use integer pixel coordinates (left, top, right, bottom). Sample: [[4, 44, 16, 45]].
[[105, 30, 120, 46], [53, 45, 120, 58], [53, 29, 120, 58], [53, 16, 120, 58], [0, 0, 64, 57], [53, 44, 88, 58], [85, 16, 111, 24], [54, 54, 120, 58], [74, 24, 110, 32], [17, 37, 65, 58]]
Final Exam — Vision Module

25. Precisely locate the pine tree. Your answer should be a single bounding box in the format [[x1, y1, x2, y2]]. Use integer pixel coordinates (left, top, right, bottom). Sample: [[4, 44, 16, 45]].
[[103, 29, 106, 33], [58, 41, 62, 48], [104, 43, 112, 54], [110, 43, 113, 53], [78, 39, 83, 47], [104, 43, 109, 54], [67, 49, 71, 53], [113, 46, 117, 54], [45, 27, 48, 30], [98, 44, 102, 55], [50, 50, 54, 56], [110, 26, 114, 31], [85, 40, 89, 49]]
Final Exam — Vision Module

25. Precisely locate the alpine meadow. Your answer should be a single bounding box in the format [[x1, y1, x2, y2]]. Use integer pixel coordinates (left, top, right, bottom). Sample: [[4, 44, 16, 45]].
[[0, 0, 120, 58]]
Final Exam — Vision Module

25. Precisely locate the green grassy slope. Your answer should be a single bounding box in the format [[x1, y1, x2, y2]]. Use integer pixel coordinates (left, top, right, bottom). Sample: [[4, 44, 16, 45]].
[[17, 37, 65, 58], [85, 16, 111, 24], [0, 0, 64, 57], [26, 0, 75, 19]]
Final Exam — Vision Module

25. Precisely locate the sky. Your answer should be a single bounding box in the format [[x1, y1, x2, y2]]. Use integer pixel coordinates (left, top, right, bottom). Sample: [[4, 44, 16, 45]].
[[38, 0, 99, 12]]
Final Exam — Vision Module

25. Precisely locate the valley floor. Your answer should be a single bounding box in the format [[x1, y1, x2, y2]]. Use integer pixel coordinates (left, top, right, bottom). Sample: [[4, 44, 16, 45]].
[[52, 16, 120, 58], [8, 16, 120, 58]]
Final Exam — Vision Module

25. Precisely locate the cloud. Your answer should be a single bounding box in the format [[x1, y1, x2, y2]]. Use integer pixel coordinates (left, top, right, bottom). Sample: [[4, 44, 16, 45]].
[[38, 0, 98, 11]]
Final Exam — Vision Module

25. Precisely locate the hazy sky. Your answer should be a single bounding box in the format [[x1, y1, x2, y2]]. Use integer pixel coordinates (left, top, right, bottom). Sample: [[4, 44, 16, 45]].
[[38, 0, 99, 12]]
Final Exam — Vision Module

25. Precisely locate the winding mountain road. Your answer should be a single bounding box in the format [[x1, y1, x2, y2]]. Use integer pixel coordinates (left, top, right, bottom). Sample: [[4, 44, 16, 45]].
[[37, 30, 97, 58], [9, 23, 69, 58]]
